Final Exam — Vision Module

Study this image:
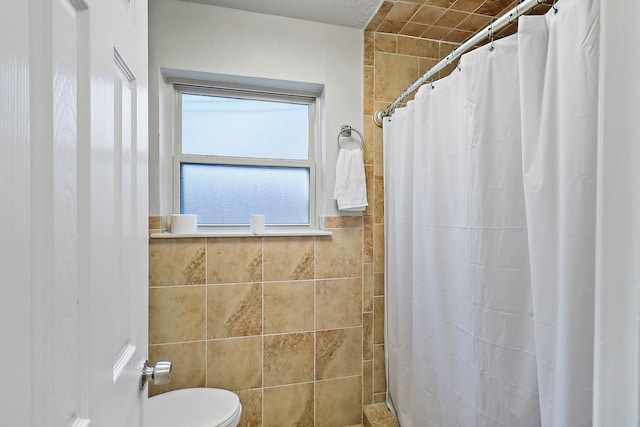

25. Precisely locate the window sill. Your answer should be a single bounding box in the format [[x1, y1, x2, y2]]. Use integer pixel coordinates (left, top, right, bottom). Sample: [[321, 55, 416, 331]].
[[150, 229, 332, 239]]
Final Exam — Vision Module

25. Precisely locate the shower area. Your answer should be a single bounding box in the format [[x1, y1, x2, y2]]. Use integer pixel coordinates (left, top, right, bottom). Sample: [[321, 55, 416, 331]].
[[374, 0, 640, 425]]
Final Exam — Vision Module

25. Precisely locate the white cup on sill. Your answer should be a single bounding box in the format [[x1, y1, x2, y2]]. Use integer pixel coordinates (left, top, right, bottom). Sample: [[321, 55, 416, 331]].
[[250, 214, 265, 234]]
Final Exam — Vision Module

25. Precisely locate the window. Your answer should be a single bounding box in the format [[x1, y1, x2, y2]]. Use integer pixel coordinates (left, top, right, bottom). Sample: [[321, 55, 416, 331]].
[[174, 85, 318, 230]]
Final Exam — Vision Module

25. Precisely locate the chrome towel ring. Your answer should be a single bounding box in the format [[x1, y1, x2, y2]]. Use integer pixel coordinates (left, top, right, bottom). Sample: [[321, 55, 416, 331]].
[[337, 125, 364, 150]]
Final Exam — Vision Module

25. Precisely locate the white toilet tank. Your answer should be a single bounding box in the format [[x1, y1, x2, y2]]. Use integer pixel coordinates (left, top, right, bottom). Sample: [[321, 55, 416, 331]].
[[146, 388, 242, 427]]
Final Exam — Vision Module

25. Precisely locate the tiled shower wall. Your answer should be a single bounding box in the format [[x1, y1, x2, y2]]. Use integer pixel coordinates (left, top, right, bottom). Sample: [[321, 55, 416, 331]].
[[362, 29, 461, 407], [148, 216, 367, 426]]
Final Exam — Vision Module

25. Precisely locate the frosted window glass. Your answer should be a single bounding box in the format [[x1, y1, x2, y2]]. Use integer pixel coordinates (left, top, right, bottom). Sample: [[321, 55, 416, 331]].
[[180, 163, 310, 225], [181, 94, 309, 159]]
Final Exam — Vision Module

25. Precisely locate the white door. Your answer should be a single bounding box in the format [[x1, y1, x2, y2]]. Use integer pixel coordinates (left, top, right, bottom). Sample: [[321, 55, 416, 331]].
[[0, 0, 149, 426]]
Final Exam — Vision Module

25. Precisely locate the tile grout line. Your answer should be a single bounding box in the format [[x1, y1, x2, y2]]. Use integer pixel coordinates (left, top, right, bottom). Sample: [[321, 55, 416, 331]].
[[204, 237, 208, 388], [313, 233, 317, 427], [261, 236, 265, 426], [361, 215, 366, 416]]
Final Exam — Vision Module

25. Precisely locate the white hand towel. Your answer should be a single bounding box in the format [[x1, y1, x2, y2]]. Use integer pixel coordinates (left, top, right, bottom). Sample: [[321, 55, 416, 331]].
[[334, 147, 368, 211]]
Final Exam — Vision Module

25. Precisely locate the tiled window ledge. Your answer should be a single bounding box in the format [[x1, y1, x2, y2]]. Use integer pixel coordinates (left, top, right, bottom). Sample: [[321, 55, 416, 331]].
[[150, 229, 333, 239]]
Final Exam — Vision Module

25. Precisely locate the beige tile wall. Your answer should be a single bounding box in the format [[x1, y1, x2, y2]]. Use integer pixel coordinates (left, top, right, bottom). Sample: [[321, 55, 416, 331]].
[[148, 217, 366, 427], [365, 0, 551, 44]]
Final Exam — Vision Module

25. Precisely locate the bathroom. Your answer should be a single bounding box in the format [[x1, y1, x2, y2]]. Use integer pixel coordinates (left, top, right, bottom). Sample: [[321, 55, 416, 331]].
[[146, 0, 634, 425], [2, 0, 639, 426]]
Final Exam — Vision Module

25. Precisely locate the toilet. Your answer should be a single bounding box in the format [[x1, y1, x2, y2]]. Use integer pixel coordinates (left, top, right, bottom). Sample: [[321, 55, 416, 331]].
[[146, 388, 242, 427]]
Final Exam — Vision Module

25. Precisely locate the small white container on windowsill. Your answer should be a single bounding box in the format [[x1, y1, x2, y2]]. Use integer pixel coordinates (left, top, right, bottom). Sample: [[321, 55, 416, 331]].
[[170, 214, 197, 234], [250, 214, 265, 234]]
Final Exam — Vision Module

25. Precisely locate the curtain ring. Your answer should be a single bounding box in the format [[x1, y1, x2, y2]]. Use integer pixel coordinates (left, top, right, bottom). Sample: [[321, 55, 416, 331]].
[[457, 60, 462, 72], [488, 20, 495, 51], [509, 5, 519, 24], [552, 0, 558, 13], [448, 48, 456, 67], [430, 80, 435, 89], [400, 90, 408, 105]]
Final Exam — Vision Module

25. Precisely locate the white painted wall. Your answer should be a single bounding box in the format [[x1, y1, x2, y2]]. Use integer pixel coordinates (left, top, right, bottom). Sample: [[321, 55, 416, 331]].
[[148, 0, 364, 219]]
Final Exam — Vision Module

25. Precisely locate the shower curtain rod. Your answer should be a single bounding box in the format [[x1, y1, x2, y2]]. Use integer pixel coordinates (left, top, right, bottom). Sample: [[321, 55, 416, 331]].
[[373, 0, 554, 127]]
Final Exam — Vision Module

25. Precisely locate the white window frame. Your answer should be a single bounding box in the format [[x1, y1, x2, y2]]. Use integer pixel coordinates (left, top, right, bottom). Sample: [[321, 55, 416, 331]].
[[172, 82, 321, 232]]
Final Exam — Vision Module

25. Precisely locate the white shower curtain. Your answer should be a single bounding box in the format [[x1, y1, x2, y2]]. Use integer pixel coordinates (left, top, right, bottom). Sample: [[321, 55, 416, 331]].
[[384, 0, 600, 425]]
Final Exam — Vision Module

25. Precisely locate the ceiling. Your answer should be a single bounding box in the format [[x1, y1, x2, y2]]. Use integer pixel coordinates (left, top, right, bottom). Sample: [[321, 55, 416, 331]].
[[178, 0, 384, 29]]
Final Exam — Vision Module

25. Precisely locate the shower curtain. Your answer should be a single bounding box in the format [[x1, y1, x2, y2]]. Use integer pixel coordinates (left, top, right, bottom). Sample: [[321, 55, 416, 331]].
[[383, 0, 600, 425]]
